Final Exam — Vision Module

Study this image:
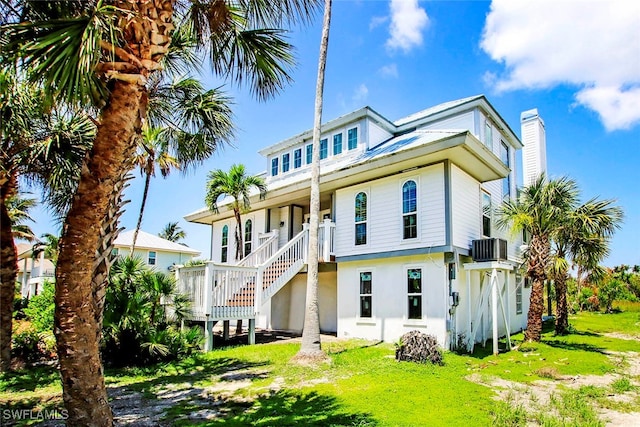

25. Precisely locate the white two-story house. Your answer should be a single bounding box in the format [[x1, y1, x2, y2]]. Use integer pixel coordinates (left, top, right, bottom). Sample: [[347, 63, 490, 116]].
[[178, 95, 536, 353]]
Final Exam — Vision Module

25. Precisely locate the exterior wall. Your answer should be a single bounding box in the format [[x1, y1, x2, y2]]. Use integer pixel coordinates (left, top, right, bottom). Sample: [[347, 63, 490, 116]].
[[419, 110, 475, 133], [334, 163, 446, 258], [210, 210, 267, 263], [269, 270, 337, 333], [451, 165, 481, 249], [115, 247, 197, 273], [366, 120, 394, 149], [337, 254, 448, 346]]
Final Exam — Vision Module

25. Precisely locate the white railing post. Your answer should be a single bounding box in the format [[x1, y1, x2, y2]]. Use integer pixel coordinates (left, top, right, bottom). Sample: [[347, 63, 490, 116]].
[[322, 219, 332, 262], [203, 262, 214, 316]]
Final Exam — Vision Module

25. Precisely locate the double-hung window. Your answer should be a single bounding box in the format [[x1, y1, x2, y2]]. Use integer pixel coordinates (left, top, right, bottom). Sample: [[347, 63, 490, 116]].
[[244, 219, 252, 256], [320, 138, 328, 159], [221, 225, 229, 262], [282, 153, 290, 173], [482, 191, 492, 237], [359, 271, 372, 318], [306, 144, 313, 164], [271, 157, 279, 176], [348, 127, 358, 150], [148, 251, 156, 266], [294, 148, 302, 169], [500, 141, 510, 200], [407, 268, 422, 319], [402, 180, 418, 239], [355, 192, 367, 245], [333, 133, 343, 155]]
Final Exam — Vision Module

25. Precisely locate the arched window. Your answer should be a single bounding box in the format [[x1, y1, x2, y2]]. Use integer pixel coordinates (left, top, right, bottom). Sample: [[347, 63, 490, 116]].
[[355, 192, 367, 245], [402, 180, 417, 239], [244, 219, 253, 256], [221, 225, 229, 262]]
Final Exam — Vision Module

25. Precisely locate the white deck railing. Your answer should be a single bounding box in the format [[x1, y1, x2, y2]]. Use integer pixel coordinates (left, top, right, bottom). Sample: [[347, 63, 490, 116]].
[[177, 221, 334, 321]]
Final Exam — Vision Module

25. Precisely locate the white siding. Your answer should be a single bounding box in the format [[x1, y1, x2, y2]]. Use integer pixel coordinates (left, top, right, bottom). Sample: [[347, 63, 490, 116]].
[[419, 111, 474, 133], [210, 210, 267, 263], [366, 120, 393, 149], [337, 254, 448, 345], [334, 163, 445, 257], [451, 165, 481, 249]]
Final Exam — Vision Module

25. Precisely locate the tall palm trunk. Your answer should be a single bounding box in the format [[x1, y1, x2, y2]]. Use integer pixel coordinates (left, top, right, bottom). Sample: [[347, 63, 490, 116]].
[[0, 177, 18, 371], [554, 269, 570, 335], [55, 82, 146, 426], [130, 169, 151, 253], [296, 0, 331, 360], [234, 208, 244, 261], [524, 234, 549, 342]]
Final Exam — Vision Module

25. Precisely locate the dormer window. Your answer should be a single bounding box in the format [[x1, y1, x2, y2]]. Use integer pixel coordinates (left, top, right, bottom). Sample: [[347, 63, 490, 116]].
[[282, 153, 290, 173], [306, 143, 313, 164], [333, 133, 343, 155], [271, 157, 279, 176], [484, 121, 493, 150], [320, 139, 328, 159], [348, 127, 358, 150], [294, 148, 302, 169]]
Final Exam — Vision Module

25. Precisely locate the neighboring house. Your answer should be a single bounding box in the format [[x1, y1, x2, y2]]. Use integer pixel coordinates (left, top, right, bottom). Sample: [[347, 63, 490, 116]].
[[17, 242, 56, 299], [113, 230, 201, 272], [178, 95, 539, 353]]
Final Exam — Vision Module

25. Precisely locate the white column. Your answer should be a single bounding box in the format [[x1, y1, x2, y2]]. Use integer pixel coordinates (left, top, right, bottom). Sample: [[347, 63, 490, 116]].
[[466, 269, 471, 350], [491, 268, 499, 355]]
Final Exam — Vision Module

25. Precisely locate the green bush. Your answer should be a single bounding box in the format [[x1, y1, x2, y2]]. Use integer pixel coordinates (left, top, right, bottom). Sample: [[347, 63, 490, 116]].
[[23, 280, 55, 333]]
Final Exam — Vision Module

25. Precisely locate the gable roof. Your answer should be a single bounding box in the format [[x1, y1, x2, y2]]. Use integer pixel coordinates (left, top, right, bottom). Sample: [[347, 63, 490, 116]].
[[114, 230, 200, 255]]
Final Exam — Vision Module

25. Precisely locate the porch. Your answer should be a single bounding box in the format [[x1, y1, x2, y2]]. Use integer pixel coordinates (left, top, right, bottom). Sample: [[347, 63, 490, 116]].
[[175, 220, 336, 349]]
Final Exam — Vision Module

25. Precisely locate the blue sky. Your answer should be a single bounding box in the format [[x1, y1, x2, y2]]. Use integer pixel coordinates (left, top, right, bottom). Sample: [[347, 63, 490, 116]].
[[29, 0, 639, 267]]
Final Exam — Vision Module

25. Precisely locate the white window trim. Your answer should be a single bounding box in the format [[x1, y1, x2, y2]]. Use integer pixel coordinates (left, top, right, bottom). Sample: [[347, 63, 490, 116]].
[[148, 250, 157, 265], [244, 217, 254, 255], [403, 264, 426, 324], [354, 189, 370, 248], [281, 151, 291, 174], [221, 224, 229, 263], [356, 267, 376, 322], [305, 143, 313, 165], [481, 190, 492, 238], [347, 125, 360, 150], [332, 131, 344, 156], [400, 177, 420, 242], [293, 147, 303, 169], [270, 156, 279, 176]]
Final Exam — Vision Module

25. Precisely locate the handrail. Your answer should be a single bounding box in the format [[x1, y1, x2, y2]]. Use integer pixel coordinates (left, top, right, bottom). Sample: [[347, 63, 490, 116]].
[[238, 230, 279, 267]]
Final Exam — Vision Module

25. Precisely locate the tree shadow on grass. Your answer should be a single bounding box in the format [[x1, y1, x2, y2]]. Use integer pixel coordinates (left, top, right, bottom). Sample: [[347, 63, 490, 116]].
[[542, 340, 608, 355], [0, 365, 59, 393], [165, 389, 378, 426]]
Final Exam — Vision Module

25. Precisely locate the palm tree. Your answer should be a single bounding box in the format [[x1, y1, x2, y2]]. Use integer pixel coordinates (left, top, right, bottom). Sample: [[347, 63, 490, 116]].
[[6, 193, 37, 242], [295, 0, 332, 361], [2, 1, 320, 421], [551, 198, 622, 334], [158, 222, 186, 243], [205, 164, 267, 261], [39, 233, 61, 265], [496, 175, 579, 342]]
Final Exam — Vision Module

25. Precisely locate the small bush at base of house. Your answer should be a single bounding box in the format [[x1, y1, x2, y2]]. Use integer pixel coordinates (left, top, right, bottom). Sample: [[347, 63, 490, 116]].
[[395, 330, 443, 365]]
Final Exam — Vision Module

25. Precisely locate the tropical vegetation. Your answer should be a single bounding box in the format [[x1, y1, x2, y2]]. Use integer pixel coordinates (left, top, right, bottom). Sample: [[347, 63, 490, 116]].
[[158, 221, 187, 243]]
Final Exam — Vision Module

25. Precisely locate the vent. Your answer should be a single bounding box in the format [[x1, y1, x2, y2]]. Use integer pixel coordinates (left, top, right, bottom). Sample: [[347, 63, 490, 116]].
[[471, 238, 507, 262]]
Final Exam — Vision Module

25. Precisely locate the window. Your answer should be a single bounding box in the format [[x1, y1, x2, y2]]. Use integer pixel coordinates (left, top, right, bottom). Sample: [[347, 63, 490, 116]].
[[359, 271, 372, 318], [333, 133, 343, 155], [407, 268, 422, 319], [515, 273, 523, 315], [282, 153, 290, 173], [306, 143, 313, 164], [348, 127, 358, 150], [355, 192, 367, 245], [485, 121, 493, 150], [111, 248, 119, 257], [244, 219, 252, 256], [221, 225, 228, 262], [402, 180, 418, 239], [500, 141, 510, 200], [320, 138, 328, 159], [271, 157, 279, 176], [148, 251, 156, 265], [482, 191, 491, 237], [294, 148, 302, 169]]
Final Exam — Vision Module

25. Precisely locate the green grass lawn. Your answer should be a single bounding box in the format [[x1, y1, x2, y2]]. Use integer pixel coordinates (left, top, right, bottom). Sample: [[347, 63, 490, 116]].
[[2, 308, 639, 426]]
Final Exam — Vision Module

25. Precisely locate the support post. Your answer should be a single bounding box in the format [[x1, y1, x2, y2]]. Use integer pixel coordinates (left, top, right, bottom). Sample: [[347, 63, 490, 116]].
[[248, 319, 256, 345], [223, 320, 230, 340], [491, 268, 499, 356], [205, 315, 213, 351], [467, 269, 472, 351]]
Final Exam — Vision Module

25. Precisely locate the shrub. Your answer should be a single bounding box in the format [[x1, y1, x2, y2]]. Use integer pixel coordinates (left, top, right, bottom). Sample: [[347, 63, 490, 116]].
[[23, 280, 55, 333], [395, 331, 443, 365]]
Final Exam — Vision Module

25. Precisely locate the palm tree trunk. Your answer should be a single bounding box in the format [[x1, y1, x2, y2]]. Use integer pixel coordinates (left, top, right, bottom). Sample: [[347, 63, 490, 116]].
[[55, 81, 146, 426], [524, 234, 549, 342], [555, 269, 569, 335], [0, 179, 18, 372], [234, 208, 244, 261], [296, 0, 331, 360], [130, 170, 152, 254]]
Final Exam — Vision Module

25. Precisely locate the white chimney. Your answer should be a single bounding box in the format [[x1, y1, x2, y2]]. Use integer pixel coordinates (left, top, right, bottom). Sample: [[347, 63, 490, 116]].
[[520, 108, 547, 187]]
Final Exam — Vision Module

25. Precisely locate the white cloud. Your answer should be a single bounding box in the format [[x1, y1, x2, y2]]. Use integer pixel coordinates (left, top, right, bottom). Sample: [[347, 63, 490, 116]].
[[480, 0, 640, 131], [352, 84, 369, 105], [379, 63, 399, 78], [370, 16, 388, 31], [386, 0, 429, 53]]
